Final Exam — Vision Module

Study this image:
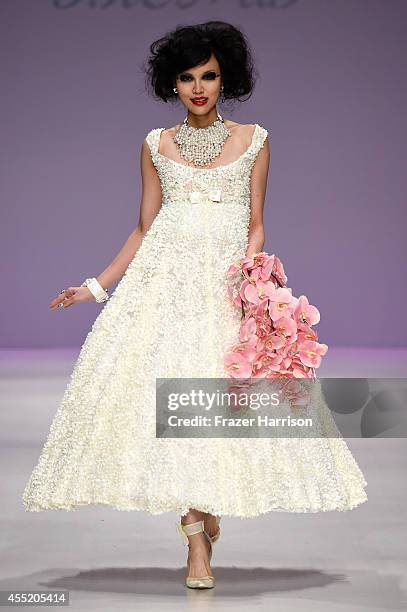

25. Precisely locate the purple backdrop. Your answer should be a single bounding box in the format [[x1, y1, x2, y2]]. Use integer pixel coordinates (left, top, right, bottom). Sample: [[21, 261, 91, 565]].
[[1, 0, 406, 348]]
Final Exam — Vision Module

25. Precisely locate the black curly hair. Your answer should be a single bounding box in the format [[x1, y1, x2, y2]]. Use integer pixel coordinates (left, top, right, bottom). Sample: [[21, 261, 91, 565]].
[[143, 21, 257, 105]]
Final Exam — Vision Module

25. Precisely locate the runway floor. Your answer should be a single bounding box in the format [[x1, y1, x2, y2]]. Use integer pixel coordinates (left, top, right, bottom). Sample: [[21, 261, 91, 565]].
[[1, 347, 406, 611]]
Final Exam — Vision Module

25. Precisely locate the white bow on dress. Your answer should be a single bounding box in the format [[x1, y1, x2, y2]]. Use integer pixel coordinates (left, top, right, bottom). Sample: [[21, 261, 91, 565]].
[[188, 189, 222, 204]]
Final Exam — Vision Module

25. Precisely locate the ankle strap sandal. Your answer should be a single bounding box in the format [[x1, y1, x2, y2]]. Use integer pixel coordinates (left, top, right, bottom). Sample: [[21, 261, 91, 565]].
[[175, 519, 215, 589]]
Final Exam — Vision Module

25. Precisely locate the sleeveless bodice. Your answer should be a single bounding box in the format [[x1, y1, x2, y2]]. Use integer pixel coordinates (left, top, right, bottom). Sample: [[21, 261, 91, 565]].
[[146, 123, 269, 209]]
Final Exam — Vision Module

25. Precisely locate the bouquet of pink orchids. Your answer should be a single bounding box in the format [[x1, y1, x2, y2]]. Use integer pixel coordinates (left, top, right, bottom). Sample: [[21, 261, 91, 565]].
[[224, 252, 328, 406]]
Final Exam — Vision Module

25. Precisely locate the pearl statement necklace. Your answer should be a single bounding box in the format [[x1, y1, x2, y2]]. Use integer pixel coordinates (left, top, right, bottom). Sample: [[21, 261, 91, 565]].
[[172, 112, 231, 167]]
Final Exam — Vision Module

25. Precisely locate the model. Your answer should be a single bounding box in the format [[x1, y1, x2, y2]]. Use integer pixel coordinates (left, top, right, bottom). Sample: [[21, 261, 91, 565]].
[[22, 21, 368, 590]]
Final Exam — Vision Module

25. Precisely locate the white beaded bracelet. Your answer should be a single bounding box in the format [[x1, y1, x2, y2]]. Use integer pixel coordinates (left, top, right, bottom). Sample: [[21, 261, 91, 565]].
[[81, 277, 109, 303]]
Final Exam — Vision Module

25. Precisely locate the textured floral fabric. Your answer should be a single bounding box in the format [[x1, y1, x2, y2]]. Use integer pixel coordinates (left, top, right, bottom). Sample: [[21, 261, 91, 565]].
[[22, 124, 368, 517]]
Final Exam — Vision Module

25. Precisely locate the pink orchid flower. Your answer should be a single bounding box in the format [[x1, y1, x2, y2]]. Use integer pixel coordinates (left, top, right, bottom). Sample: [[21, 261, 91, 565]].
[[280, 379, 311, 405], [227, 383, 251, 413], [227, 256, 256, 282], [279, 342, 300, 365], [272, 257, 288, 287], [297, 323, 319, 344], [290, 358, 313, 378], [250, 262, 266, 281], [239, 316, 258, 344], [262, 333, 286, 354], [298, 340, 328, 368], [294, 295, 321, 326], [273, 316, 298, 339], [261, 255, 278, 283], [252, 353, 278, 378], [244, 280, 277, 305], [227, 341, 258, 362], [238, 278, 252, 302], [268, 288, 295, 320], [224, 351, 252, 379], [251, 297, 268, 317], [256, 317, 273, 339], [227, 257, 250, 276]]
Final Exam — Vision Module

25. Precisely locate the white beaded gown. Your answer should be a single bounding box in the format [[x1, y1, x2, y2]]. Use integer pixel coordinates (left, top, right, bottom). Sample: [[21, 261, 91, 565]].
[[22, 124, 368, 517]]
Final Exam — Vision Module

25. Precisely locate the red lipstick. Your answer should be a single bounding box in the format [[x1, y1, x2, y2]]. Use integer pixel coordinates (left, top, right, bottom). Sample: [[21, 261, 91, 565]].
[[191, 97, 208, 106]]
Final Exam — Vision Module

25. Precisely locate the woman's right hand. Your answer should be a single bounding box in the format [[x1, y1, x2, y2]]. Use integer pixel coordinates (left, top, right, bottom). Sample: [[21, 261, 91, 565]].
[[49, 286, 95, 311]]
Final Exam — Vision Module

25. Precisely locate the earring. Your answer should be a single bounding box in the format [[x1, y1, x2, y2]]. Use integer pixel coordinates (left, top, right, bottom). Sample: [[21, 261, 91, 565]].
[[173, 87, 178, 94], [220, 85, 225, 102]]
